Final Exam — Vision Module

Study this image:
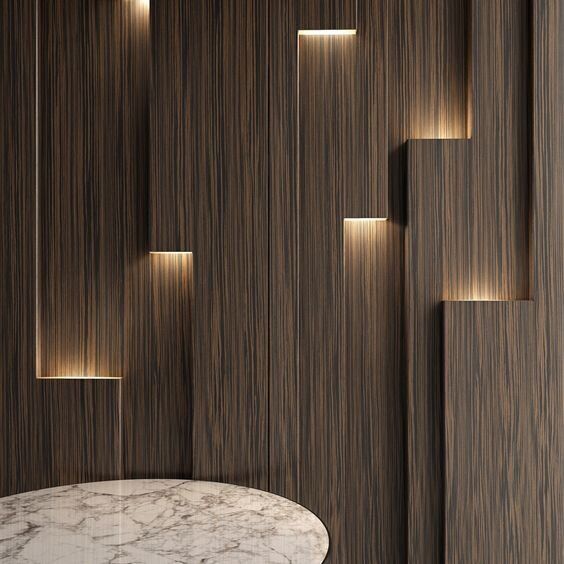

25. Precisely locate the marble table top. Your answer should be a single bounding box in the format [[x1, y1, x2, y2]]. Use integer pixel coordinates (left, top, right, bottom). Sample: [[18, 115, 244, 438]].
[[0, 479, 329, 563]]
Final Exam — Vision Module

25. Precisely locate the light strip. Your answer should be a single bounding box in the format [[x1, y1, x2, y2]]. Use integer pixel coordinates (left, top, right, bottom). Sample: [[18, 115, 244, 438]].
[[35, 0, 41, 378], [344, 218, 388, 222], [298, 29, 357, 36], [37, 375, 122, 380], [149, 251, 193, 255]]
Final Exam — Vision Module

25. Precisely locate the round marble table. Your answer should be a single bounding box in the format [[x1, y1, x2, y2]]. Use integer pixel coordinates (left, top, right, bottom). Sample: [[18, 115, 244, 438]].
[[0, 480, 329, 563]]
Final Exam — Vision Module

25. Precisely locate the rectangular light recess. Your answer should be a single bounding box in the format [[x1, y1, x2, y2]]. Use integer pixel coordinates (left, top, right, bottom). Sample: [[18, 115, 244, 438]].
[[149, 251, 193, 255], [298, 29, 357, 36], [344, 218, 388, 222]]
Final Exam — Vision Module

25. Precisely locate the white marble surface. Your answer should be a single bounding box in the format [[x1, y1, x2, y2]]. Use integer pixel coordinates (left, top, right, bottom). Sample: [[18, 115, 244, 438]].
[[0, 480, 329, 563]]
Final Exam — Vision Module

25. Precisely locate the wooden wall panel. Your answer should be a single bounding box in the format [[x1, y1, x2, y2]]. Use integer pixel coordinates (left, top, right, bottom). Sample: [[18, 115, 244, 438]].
[[122, 254, 193, 479], [297, 35, 347, 557], [268, 0, 301, 503], [299, 0, 357, 31], [1, 0, 562, 561], [149, 0, 194, 252], [444, 301, 545, 564], [190, 0, 269, 488], [150, 0, 270, 488], [343, 221, 405, 563], [1, 1, 127, 495], [406, 1, 534, 561], [38, 0, 142, 379], [389, 0, 469, 144], [530, 0, 564, 560], [0, 0, 43, 496], [270, 0, 399, 561]]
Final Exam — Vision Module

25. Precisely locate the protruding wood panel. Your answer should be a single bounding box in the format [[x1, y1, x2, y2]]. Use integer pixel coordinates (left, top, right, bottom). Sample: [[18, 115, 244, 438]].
[[40, 380, 122, 487], [191, 1, 269, 489], [530, 0, 564, 559], [406, 139, 462, 564], [149, 0, 195, 252], [0, 0, 44, 496], [38, 0, 147, 379], [444, 301, 544, 564], [343, 220, 405, 563]]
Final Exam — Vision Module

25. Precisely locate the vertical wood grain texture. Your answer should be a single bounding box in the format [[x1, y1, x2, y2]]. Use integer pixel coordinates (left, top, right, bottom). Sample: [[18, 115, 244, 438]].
[[150, 0, 270, 487], [0, 0, 43, 496], [343, 221, 405, 563], [1, 0, 562, 561], [405, 1, 534, 561], [268, 0, 300, 502], [299, 0, 357, 31], [389, 5, 470, 551], [38, 0, 140, 379], [149, 0, 193, 252], [270, 0, 401, 560], [389, 0, 469, 144], [530, 0, 564, 560], [122, 254, 193, 479], [297, 35, 346, 557], [1, 0, 124, 496], [388, 0, 470, 559], [444, 301, 546, 564]]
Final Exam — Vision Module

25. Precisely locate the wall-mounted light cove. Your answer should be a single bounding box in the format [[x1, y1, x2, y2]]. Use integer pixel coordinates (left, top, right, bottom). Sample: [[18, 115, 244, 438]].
[[37, 375, 122, 380], [298, 29, 357, 36], [149, 251, 193, 255], [344, 218, 388, 222]]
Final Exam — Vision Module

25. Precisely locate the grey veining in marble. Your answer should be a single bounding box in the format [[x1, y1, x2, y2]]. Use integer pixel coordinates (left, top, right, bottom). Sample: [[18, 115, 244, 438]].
[[0, 480, 329, 563]]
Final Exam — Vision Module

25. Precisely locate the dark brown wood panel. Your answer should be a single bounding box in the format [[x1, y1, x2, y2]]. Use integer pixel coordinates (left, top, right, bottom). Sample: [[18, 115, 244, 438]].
[[39, 380, 122, 488], [468, 0, 531, 297], [270, 0, 399, 560], [122, 254, 193, 479], [149, 0, 194, 252], [268, 0, 301, 502], [116, 0, 194, 480], [0, 0, 43, 496], [1, 0, 127, 496], [1, 0, 562, 561], [388, 0, 470, 559], [406, 139, 462, 564], [530, 0, 564, 560], [297, 35, 347, 557], [406, 1, 533, 561], [343, 220, 405, 563], [444, 301, 544, 564], [38, 0, 146, 379], [389, 0, 469, 145], [150, 0, 270, 488], [299, 0, 357, 31]]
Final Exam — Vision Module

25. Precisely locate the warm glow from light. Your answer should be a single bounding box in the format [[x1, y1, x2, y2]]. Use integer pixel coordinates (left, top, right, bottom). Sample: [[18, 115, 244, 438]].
[[298, 29, 357, 36], [344, 218, 388, 222], [139, 0, 150, 8], [37, 375, 122, 380], [150, 251, 193, 255]]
